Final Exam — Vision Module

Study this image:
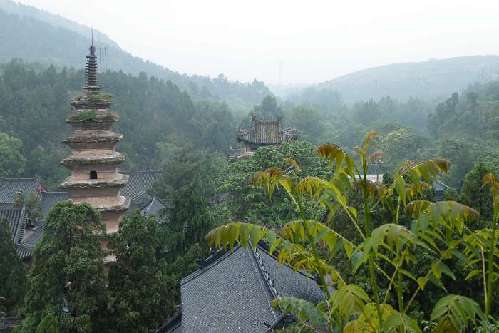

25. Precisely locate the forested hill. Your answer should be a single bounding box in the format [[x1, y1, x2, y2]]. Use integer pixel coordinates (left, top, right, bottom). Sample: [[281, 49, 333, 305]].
[[0, 0, 270, 112], [314, 56, 499, 103], [0, 61, 237, 188]]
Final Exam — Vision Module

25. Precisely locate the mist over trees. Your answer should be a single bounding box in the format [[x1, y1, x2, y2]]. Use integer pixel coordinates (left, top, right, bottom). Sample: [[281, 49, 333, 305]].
[[0, 0, 498, 330], [0, 1, 271, 112]]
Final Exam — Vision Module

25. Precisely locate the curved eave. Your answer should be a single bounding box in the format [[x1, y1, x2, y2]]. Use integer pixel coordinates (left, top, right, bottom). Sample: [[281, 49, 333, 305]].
[[63, 134, 122, 145], [61, 153, 125, 167], [97, 197, 131, 213], [66, 111, 119, 124]]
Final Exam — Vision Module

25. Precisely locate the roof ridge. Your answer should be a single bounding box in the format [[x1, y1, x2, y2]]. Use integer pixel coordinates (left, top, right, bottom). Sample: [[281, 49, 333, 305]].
[[251, 247, 279, 299]]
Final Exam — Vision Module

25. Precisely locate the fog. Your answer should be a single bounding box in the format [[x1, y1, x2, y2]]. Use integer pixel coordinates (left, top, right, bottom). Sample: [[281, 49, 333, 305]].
[[15, 0, 499, 84]]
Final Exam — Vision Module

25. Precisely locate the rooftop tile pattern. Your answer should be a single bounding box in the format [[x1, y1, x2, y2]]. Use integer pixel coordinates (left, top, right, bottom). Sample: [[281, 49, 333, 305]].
[[0, 178, 42, 204], [178, 246, 323, 333]]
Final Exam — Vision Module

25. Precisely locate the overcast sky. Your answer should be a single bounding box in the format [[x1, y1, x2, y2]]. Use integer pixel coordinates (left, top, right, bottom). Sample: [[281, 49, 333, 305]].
[[14, 0, 499, 84]]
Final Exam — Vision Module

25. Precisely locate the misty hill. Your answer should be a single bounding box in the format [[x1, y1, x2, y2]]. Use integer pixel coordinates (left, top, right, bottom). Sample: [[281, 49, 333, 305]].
[[316, 56, 499, 103], [0, 0, 270, 111]]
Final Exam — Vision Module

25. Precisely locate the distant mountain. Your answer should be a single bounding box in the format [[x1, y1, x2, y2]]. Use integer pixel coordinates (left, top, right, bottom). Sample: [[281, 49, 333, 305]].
[[315, 56, 499, 103], [0, 0, 270, 111]]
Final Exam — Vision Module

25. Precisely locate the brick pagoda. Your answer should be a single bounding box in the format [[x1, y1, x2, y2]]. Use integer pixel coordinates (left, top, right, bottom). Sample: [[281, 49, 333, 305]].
[[61, 41, 129, 241]]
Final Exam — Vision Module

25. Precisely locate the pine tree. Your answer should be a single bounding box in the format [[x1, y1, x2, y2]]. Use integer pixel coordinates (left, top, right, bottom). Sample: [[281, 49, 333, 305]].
[[0, 218, 26, 314], [107, 212, 172, 332], [19, 202, 108, 333], [460, 162, 493, 227]]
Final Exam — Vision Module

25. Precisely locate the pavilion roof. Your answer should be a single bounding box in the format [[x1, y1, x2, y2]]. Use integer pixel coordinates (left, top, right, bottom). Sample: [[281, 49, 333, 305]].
[[238, 117, 297, 146]]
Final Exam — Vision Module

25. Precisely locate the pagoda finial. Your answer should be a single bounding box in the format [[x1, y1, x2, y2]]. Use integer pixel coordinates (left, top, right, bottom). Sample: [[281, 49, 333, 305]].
[[85, 28, 99, 93]]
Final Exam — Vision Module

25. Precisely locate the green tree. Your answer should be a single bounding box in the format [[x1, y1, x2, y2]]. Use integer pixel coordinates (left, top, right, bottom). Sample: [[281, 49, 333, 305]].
[[153, 148, 229, 256], [222, 140, 330, 226], [208, 133, 496, 332], [287, 106, 327, 144], [460, 163, 494, 225], [107, 212, 172, 332], [437, 138, 475, 187], [380, 128, 430, 172], [19, 202, 108, 333], [0, 132, 26, 177], [254, 95, 282, 119], [0, 218, 25, 314]]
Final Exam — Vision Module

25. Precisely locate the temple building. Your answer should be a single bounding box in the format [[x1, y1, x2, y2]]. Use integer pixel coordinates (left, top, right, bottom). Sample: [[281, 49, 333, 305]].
[[1, 172, 164, 261], [60, 41, 129, 237], [236, 114, 298, 158], [159, 245, 324, 333]]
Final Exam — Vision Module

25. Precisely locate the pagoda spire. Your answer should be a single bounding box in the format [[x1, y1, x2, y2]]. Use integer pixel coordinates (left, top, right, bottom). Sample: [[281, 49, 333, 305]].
[[85, 29, 99, 93]]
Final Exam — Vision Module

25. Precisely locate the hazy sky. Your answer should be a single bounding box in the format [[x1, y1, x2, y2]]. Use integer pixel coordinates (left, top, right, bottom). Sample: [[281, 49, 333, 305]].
[[14, 0, 499, 84]]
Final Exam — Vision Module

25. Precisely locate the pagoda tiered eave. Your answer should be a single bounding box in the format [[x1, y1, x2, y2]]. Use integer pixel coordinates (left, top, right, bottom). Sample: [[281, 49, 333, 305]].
[[70, 92, 112, 109], [61, 151, 125, 167], [88, 196, 130, 213], [60, 173, 129, 189], [66, 110, 119, 124], [63, 130, 123, 145]]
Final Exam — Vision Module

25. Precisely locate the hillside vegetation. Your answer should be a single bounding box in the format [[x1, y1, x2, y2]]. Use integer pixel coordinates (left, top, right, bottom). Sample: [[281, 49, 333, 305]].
[[0, 61, 236, 187], [289, 56, 499, 104], [0, 0, 270, 112]]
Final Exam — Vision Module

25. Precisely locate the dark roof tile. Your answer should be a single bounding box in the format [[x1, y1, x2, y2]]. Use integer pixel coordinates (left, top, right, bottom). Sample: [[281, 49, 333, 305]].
[[179, 246, 323, 333], [121, 171, 161, 209], [181, 247, 277, 333], [0, 178, 42, 204], [40, 192, 69, 216]]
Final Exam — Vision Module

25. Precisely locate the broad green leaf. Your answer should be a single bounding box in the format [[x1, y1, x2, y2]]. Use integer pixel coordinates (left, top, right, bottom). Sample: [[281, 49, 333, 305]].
[[394, 175, 407, 205], [206, 222, 270, 248], [431, 294, 485, 333], [281, 220, 354, 258], [343, 303, 421, 333], [272, 297, 326, 330], [330, 284, 370, 320], [431, 261, 456, 281], [406, 200, 432, 218]]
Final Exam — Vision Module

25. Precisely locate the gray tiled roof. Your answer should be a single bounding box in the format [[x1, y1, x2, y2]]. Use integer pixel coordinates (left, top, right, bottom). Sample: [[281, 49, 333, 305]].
[[178, 246, 323, 333], [0, 178, 42, 204], [0, 203, 24, 242], [0, 203, 32, 258], [121, 171, 161, 210], [142, 196, 165, 217], [2, 172, 163, 260], [41, 192, 69, 216], [259, 249, 323, 303]]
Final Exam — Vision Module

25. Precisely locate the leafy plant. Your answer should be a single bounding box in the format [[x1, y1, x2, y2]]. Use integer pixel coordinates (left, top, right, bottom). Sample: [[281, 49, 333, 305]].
[[207, 132, 498, 332]]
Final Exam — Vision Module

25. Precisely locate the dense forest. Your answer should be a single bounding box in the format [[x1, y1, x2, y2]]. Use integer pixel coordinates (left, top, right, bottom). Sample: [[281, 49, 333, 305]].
[[0, 55, 498, 331], [0, 60, 237, 187], [0, 1, 498, 329], [4, 57, 499, 190]]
